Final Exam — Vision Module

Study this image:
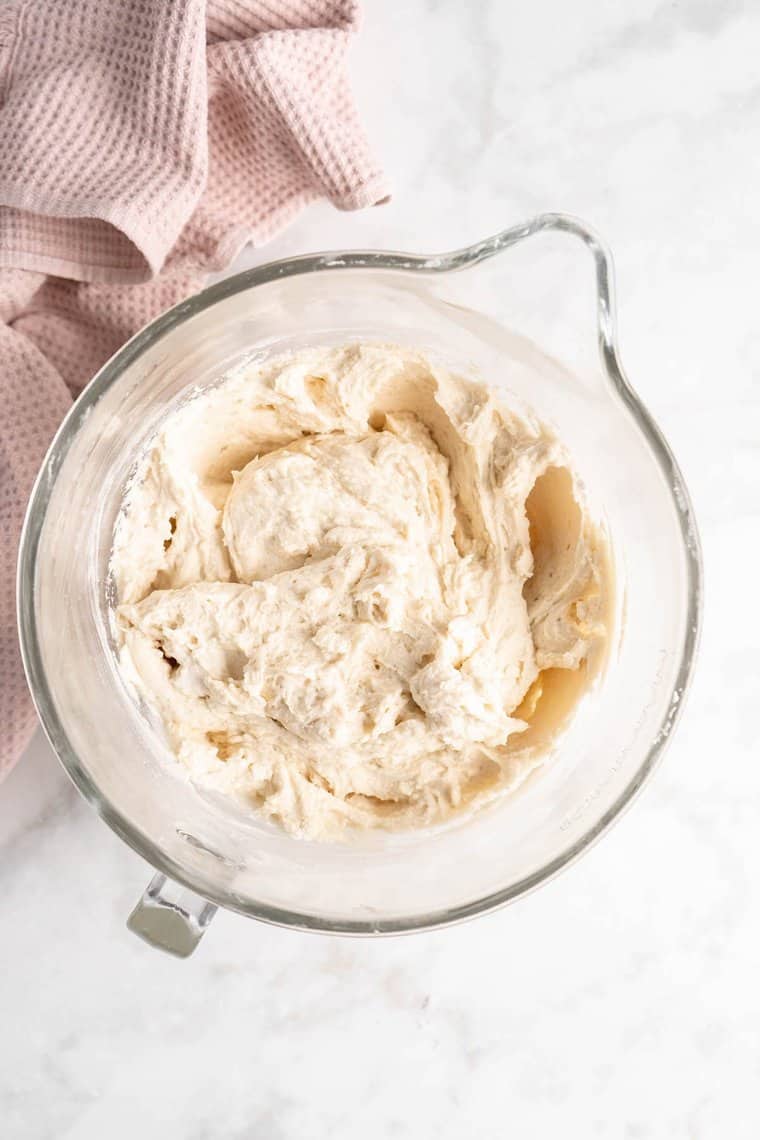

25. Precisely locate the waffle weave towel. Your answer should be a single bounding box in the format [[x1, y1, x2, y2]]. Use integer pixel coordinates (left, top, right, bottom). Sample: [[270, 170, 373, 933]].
[[0, 0, 388, 778]]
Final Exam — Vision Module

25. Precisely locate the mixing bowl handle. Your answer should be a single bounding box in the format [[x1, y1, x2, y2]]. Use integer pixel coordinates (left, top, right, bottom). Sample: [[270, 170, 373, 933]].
[[127, 873, 217, 957]]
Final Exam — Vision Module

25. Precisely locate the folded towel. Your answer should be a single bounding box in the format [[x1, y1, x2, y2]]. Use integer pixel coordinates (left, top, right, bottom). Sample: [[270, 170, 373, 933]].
[[0, 0, 388, 778]]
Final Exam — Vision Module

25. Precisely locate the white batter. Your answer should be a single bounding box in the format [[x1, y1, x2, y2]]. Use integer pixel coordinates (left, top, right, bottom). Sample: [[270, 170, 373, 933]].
[[112, 344, 608, 839]]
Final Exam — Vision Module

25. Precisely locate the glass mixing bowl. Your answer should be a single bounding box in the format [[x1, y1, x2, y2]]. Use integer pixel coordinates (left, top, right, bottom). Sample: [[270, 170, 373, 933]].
[[17, 214, 702, 957]]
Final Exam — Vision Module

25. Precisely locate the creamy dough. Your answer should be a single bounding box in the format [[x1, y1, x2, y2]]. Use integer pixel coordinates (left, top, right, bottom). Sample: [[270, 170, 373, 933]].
[[112, 343, 608, 839]]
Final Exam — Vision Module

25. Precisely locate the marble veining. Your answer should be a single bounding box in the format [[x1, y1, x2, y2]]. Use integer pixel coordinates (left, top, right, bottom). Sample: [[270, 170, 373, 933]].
[[3, 1, 759, 1136]]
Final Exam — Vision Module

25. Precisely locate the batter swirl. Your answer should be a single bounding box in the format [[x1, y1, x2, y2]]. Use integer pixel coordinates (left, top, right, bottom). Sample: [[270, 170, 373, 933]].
[[113, 344, 608, 838]]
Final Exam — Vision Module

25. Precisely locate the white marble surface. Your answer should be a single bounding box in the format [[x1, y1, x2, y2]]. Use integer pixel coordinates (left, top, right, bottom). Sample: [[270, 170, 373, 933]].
[[3, 1, 759, 1136]]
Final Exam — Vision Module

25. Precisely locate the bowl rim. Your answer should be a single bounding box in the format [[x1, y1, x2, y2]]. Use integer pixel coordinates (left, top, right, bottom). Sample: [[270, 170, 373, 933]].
[[16, 213, 703, 935]]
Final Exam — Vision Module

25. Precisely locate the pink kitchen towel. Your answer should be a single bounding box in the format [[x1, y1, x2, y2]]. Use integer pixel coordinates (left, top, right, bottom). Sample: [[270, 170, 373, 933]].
[[0, 0, 388, 778]]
